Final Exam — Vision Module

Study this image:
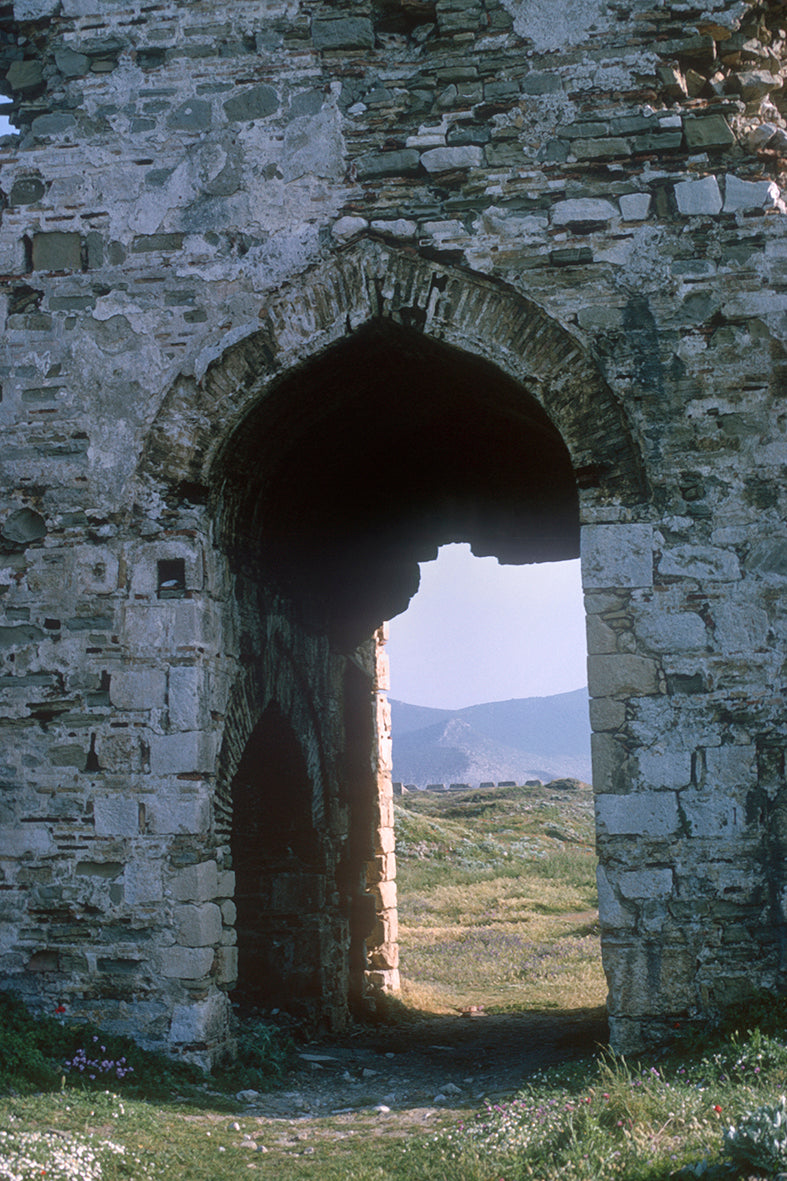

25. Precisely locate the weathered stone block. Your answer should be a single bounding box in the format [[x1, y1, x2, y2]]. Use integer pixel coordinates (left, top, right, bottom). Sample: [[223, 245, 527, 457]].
[[376, 826, 395, 855], [169, 993, 229, 1045], [588, 654, 659, 698], [605, 943, 696, 1015], [356, 150, 421, 180], [167, 99, 212, 131], [55, 47, 90, 76], [332, 216, 368, 241], [171, 860, 218, 903], [520, 72, 562, 94], [746, 538, 787, 577], [596, 792, 680, 837], [110, 668, 167, 711], [223, 86, 278, 123], [591, 732, 628, 793], [572, 137, 630, 160], [93, 728, 142, 772], [6, 60, 44, 91], [147, 791, 210, 836], [31, 112, 77, 138], [582, 524, 653, 589], [658, 544, 740, 582], [551, 198, 618, 227], [704, 744, 756, 786], [635, 609, 707, 654], [0, 824, 52, 856], [368, 941, 399, 970], [674, 176, 723, 216], [619, 193, 651, 221], [213, 945, 238, 985], [589, 697, 626, 732], [619, 868, 673, 899], [682, 115, 735, 150], [312, 17, 374, 50], [679, 791, 747, 838], [596, 865, 635, 929], [149, 731, 216, 776], [8, 177, 46, 206], [32, 232, 82, 271], [737, 70, 775, 102], [586, 614, 617, 655], [93, 797, 139, 838], [723, 174, 784, 214], [216, 870, 235, 898], [175, 902, 222, 947], [712, 600, 768, 655], [371, 880, 397, 910], [369, 218, 417, 239], [420, 146, 483, 173], [637, 750, 692, 791], [161, 945, 214, 979], [124, 859, 163, 905], [168, 665, 203, 731]]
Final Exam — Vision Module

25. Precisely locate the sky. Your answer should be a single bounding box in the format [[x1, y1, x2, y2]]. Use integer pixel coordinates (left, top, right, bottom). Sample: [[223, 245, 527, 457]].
[[386, 544, 587, 710]]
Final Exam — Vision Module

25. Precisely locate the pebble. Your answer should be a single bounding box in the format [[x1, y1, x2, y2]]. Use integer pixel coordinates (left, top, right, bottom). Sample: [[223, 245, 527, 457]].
[[374, 1104, 391, 1114]]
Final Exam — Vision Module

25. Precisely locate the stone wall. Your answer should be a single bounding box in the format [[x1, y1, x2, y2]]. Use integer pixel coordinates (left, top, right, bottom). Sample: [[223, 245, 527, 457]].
[[0, 0, 786, 1060]]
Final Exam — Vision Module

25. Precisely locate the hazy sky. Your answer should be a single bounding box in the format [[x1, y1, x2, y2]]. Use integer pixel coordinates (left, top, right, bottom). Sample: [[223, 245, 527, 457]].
[[386, 544, 587, 710]]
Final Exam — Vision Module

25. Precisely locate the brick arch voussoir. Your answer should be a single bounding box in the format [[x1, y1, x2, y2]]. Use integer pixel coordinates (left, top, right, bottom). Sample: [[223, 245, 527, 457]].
[[138, 236, 646, 505]]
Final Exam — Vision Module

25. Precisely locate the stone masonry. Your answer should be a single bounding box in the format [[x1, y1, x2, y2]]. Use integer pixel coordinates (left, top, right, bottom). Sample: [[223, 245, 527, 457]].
[[0, 0, 786, 1063]]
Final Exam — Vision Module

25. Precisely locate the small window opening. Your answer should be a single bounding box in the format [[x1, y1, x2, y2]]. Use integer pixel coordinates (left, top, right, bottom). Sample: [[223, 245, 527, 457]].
[[0, 93, 19, 137], [157, 558, 186, 598]]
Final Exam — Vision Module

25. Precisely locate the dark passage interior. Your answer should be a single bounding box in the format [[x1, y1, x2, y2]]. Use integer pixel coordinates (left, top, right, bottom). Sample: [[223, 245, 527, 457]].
[[213, 320, 580, 651], [231, 704, 325, 1012], [215, 319, 581, 1024]]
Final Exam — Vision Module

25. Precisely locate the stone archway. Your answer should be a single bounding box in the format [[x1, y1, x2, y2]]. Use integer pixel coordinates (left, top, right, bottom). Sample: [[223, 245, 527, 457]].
[[135, 237, 652, 1056], [138, 236, 646, 507]]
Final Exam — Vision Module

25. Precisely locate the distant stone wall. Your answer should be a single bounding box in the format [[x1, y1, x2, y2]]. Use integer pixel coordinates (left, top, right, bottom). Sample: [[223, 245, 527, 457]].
[[0, 0, 786, 1060]]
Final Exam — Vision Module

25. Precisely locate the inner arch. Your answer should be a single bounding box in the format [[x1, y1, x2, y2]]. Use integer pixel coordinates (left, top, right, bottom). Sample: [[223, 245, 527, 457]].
[[212, 319, 579, 650]]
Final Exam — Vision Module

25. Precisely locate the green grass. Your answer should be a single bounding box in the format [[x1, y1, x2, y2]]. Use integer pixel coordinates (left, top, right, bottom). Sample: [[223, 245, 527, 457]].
[[396, 780, 605, 1013], [5, 781, 787, 1179], [5, 1013, 787, 1179]]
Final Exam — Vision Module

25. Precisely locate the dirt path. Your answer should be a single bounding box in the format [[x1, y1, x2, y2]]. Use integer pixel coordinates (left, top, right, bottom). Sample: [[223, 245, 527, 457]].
[[240, 1007, 609, 1120]]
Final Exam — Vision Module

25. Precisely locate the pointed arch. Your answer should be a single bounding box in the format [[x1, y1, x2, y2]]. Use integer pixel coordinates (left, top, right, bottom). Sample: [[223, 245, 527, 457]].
[[137, 236, 647, 510]]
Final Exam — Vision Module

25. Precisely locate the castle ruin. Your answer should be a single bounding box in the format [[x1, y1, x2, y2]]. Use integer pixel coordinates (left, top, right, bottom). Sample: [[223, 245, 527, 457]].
[[1, 0, 786, 1064]]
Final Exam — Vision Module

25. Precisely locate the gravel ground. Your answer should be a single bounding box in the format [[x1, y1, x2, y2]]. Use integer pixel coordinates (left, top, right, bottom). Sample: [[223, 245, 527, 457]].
[[237, 1007, 609, 1120]]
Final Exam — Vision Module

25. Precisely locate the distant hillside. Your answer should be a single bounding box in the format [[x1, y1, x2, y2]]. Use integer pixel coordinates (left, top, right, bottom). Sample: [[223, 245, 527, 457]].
[[390, 689, 592, 788]]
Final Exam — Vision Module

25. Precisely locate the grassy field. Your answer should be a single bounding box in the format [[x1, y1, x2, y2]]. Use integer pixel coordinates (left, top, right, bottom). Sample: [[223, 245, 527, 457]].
[[4, 782, 787, 1180], [395, 780, 605, 1014]]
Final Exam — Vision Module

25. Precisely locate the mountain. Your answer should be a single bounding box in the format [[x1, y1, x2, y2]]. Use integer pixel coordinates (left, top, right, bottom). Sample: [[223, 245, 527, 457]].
[[390, 688, 592, 788]]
